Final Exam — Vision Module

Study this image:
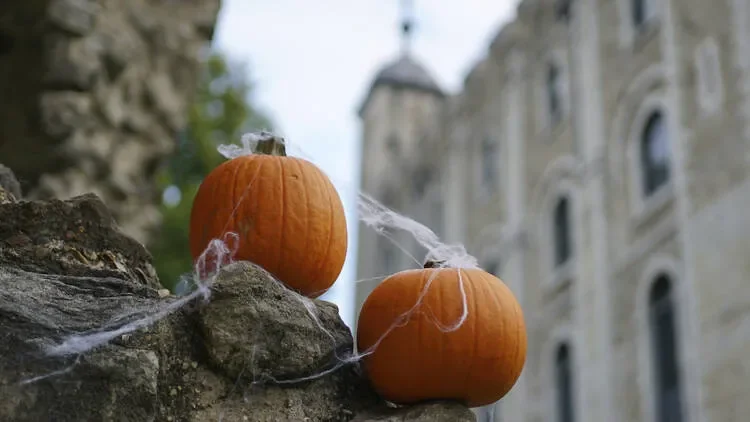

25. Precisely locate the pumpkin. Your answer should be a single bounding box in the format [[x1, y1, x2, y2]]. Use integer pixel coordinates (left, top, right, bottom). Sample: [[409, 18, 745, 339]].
[[188, 134, 348, 298], [356, 260, 527, 407]]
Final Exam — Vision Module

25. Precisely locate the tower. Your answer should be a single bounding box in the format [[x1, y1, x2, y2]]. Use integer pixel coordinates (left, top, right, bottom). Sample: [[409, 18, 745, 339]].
[[354, 0, 445, 326]]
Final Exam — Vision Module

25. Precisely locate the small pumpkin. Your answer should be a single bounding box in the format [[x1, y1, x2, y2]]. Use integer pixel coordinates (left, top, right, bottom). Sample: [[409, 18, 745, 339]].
[[356, 260, 527, 407], [188, 133, 348, 298]]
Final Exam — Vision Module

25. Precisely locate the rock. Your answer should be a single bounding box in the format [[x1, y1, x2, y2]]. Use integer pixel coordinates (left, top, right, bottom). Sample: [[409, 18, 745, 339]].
[[0, 192, 159, 286], [47, 0, 98, 36], [39, 91, 94, 141], [0, 164, 21, 200], [352, 402, 477, 422], [198, 262, 353, 384], [145, 71, 187, 131], [43, 36, 101, 91], [0, 190, 475, 421]]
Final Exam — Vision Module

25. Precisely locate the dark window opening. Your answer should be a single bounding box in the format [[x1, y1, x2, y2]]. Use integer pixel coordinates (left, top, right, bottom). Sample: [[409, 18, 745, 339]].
[[555, 343, 575, 422], [547, 65, 562, 124], [555, 0, 573, 23], [632, 0, 647, 28], [553, 196, 572, 267], [640, 111, 670, 196], [648, 275, 684, 422]]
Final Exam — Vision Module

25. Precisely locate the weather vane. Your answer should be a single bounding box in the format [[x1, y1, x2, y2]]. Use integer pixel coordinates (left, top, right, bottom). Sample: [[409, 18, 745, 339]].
[[400, 0, 414, 56]]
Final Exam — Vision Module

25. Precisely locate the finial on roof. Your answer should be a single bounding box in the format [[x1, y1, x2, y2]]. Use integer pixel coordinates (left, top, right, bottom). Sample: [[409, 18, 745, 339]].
[[400, 0, 414, 56]]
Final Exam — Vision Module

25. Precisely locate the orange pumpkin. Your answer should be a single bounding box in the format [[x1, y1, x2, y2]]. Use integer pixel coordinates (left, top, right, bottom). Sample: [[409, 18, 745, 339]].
[[188, 134, 348, 298], [356, 261, 527, 407]]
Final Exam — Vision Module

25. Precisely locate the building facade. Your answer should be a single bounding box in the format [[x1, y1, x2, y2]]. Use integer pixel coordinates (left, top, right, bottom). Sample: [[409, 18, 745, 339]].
[[355, 0, 750, 421]]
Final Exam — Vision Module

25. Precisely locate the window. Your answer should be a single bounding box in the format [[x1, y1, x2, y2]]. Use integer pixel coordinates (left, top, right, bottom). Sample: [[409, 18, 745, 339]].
[[632, 0, 647, 28], [555, 0, 573, 23], [481, 137, 498, 191], [640, 111, 670, 196], [553, 196, 572, 267], [648, 275, 684, 422], [555, 343, 575, 422], [547, 64, 562, 125]]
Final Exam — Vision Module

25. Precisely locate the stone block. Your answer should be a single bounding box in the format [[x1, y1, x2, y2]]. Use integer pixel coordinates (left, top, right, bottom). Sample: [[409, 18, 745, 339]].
[[47, 0, 98, 36]]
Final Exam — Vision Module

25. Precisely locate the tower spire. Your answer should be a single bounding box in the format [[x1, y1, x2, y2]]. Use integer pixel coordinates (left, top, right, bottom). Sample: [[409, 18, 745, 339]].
[[400, 0, 414, 56]]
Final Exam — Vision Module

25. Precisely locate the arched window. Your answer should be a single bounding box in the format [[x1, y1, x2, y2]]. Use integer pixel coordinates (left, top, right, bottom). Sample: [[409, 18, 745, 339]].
[[648, 275, 684, 422], [553, 196, 572, 267], [640, 111, 671, 196], [555, 343, 575, 422], [632, 0, 647, 28], [547, 64, 562, 124]]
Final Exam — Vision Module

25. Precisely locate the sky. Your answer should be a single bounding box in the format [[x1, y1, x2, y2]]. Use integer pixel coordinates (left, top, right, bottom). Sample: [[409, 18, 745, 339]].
[[212, 0, 519, 328]]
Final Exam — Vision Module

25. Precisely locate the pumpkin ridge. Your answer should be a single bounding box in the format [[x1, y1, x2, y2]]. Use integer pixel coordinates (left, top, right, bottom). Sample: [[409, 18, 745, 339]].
[[511, 286, 527, 394], [433, 268, 447, 399], [512, 295, 527, 389], [235, 157, 264, 255], [511, 290, 526, 392], [295, 158, 313, 294], [308, 161, 336, 292], [213, 159, 242, 259], [495, 277, 513, 398], [276, 156, 286, 279], [226, 158, 241, 237], [227, 158, 246, 236], [460, 269, 480, 404], [480, 273, 502, 399], [204, 161, 227, 254], [415, 269, 430, 399]]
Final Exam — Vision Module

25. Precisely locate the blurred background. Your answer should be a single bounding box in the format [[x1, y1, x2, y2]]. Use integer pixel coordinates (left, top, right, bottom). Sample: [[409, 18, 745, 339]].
[[1, 0, 748, 421]]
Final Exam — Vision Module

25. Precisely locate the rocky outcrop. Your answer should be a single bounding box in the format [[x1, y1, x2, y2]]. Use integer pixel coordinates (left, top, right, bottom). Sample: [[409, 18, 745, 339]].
[[0, 167, 475, 422], [0, 0, 221, 245]]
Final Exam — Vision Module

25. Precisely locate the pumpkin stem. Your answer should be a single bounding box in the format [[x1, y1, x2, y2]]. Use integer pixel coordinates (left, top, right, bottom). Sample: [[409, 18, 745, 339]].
[[252, 131, 287, 156], [423, 259, 447, 269]]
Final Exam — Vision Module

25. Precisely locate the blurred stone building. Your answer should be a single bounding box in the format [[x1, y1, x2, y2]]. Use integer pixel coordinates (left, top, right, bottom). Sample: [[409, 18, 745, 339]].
[[0, 0, 221, 244], [355, 0, 750, 421]]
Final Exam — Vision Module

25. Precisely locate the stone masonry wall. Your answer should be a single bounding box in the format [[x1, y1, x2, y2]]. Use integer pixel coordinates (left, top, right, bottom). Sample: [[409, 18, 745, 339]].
[[0, 0, 221, 244]]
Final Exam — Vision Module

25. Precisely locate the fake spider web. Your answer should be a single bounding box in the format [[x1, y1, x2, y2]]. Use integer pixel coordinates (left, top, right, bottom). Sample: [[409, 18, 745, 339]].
[[20, 131, 483, 397]]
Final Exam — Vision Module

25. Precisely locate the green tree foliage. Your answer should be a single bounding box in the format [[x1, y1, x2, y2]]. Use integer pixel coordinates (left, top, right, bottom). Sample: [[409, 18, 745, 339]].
[[150, 51, 273, 291]]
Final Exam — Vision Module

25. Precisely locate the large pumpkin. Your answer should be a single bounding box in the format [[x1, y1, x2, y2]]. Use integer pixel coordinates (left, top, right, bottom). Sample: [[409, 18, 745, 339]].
[[356, 261, 527, 407], [188, 134, 348, 298]]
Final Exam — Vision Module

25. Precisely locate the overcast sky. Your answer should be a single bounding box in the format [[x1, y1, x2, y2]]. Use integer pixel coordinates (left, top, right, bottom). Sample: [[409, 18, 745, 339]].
[[212, 0, 519, 328]]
